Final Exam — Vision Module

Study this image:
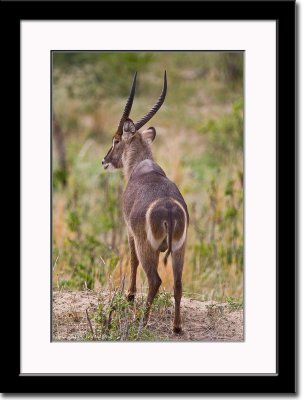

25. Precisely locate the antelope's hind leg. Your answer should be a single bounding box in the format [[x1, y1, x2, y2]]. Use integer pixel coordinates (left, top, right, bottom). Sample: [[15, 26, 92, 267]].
[[135, 241, 161, 326], [126, 234, 139, 302], [172, 245, 185, 334]]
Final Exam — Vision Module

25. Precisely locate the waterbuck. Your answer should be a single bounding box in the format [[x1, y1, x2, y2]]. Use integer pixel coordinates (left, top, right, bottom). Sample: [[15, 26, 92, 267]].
[[102, 72, 189, 333]]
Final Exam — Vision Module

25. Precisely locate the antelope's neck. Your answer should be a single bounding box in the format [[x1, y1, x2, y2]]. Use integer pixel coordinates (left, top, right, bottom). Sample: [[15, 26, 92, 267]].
[[123, 138, 154, 182]]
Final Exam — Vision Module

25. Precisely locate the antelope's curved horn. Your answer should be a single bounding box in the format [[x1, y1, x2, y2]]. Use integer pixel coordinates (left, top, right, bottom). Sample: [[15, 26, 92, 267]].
[[117, 72, 137, 135], [134, 71, 167, 131]]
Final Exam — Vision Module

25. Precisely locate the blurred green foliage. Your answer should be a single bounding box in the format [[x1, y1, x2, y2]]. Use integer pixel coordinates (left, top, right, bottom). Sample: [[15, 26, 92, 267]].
[[52, 51, 243, 301]]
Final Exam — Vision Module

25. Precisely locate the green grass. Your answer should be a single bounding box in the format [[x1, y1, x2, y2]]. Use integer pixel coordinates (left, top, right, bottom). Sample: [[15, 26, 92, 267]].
[[82, 289, 172, 341]]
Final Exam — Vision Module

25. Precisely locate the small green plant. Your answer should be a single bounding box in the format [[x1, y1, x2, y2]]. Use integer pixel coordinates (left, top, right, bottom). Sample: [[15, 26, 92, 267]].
[[84, 288, 172, 341], [152, 291, 172, 312], [82, 332, 94, 341], [226, 296, 243, 311]]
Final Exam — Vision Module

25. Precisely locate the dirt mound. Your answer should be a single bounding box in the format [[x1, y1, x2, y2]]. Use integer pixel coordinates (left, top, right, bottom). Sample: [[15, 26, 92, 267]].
[[53, 290, 243, 341]]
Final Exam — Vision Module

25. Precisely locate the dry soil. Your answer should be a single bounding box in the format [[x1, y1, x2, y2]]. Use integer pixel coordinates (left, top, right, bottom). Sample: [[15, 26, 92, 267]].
[[53, 290, 243, 341]]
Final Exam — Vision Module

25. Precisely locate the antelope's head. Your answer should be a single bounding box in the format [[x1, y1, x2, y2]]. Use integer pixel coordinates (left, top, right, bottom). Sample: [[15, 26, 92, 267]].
[[102, 72, 167, 171]]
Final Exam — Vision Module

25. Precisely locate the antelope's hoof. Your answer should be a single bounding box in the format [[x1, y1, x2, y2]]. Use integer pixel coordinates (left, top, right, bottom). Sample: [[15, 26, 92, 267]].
[[173, 326, 182, 334], [126, 293, 135, 303]]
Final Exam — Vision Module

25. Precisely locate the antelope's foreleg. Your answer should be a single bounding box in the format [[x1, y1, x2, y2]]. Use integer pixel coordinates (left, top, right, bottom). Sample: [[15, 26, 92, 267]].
[[126, 234, 139, 302]]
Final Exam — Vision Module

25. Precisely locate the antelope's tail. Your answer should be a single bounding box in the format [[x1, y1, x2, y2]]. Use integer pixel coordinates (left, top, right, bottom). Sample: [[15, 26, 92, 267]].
[[163, 207, 173, 266]]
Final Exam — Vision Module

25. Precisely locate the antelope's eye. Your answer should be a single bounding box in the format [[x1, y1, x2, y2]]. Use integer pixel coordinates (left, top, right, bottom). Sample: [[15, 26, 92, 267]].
[[113, 139, 119, 145]]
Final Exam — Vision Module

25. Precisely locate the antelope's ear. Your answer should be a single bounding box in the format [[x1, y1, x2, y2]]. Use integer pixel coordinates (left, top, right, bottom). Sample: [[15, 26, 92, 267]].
[[141, 127, 156, 144], [122, 119, 136, 141]]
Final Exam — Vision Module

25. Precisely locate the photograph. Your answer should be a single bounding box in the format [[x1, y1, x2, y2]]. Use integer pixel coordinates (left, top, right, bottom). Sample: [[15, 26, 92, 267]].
[[0, 0, 294, 391], [52, 51, 244, 342]]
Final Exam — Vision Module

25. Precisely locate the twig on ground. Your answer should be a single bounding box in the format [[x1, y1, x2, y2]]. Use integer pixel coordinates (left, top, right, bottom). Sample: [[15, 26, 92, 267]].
[[85, 308, 96, 340], [106, 287, 118, 332]]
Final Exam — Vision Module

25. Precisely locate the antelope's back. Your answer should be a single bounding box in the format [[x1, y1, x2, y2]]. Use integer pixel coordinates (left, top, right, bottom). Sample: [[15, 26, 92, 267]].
[[123, 160, 189, 231]]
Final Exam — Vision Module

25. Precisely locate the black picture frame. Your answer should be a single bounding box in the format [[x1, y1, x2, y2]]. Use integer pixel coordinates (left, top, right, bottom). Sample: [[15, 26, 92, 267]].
[[2, 0, 295, 394]]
